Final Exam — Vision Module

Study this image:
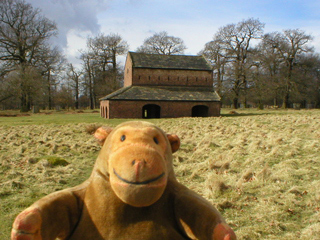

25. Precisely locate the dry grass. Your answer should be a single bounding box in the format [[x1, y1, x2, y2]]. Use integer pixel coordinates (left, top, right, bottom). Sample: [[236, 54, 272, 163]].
[[1, 109, 319, 239]]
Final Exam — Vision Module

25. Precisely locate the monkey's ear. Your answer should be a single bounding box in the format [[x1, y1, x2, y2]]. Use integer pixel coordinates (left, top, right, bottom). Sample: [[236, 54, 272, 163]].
[[94, 127, 113, 145], [167, 134, 180, 153]]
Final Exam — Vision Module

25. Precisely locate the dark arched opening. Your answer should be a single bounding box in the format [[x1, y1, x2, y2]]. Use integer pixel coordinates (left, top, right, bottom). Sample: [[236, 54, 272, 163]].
[[142, 104, 161, 119], [100, 105, 108, 118], [100, 105, 104, 117], [104, 106, 108, 119], [192, 105, 209, 117]]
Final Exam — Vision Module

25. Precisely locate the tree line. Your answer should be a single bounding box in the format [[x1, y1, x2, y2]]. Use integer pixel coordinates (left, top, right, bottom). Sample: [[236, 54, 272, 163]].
[[200, 18, 319, 109], [1, 0, 319, 112], [0, 0, 129, 111]]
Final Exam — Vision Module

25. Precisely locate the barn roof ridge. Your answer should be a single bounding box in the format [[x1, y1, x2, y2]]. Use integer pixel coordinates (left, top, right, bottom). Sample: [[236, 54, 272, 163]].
[[128, 52, 212, 71]]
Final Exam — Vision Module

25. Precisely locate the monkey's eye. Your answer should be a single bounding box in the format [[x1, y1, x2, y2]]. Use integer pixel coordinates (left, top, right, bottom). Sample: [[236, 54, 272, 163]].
[[153, 137, 159, 144], [120, 135, 126, 142]]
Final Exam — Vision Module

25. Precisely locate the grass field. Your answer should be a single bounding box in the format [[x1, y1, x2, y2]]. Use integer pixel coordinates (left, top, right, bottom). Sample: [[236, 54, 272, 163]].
[[1, 109, 319, 239]]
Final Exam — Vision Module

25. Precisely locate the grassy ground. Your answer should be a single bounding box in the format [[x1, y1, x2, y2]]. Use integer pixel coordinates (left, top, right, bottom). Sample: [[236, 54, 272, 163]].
[[0, 109, 319, 239]]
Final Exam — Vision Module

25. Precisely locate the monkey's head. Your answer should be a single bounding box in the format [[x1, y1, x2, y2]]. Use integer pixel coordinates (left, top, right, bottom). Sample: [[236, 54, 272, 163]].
[[93, 121, 180, 207]]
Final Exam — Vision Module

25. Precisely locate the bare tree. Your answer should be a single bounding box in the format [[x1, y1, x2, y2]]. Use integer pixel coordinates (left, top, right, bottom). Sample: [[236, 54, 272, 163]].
[[0, 61, 15, 104], [105, 33, 128, 72], [263, 29, 313, 108], [200, 40, 228, 99], [55, 83, 73, 110], [0, 0, 57, 64], [80, 50, 96, 109], [6, 65, 43, 110], [292, 53, 320, 107], [37, 46, 66, 109], [254, 34, 286, 107], [0, 0, 57, 111], [137, 31, 186, 55], [81, 33, 128, 109], [214, 18, 265, 108], [87, 33, 128, 92], [66, 63, 82, 109]]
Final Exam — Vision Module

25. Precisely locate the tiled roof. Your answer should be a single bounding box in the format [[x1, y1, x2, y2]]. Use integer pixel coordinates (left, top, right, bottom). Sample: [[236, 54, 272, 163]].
[[129, 52, 212, 71], [100, 86, 220, 102]]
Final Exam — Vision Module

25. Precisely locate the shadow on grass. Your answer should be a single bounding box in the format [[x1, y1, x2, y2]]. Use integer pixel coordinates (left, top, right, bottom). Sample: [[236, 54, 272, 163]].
[[221, 112, 272, 117]]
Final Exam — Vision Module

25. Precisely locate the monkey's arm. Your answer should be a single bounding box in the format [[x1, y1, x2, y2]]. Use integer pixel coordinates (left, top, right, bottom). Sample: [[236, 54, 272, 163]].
[[11, 184, 87, 240], [174, 187, 236, 240]]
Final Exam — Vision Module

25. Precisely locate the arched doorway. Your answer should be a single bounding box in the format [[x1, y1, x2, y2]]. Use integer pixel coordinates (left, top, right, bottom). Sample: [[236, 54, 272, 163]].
[[142, 104, 161, 118], [100, 105, 104, 117], [104, 106, 108, 119], [192, 105, 209, 117], [100, 105, 108, 118]]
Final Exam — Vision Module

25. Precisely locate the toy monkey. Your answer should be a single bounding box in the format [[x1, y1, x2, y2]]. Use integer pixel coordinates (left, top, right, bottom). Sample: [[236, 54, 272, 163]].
[[12, 121, 236, 240]]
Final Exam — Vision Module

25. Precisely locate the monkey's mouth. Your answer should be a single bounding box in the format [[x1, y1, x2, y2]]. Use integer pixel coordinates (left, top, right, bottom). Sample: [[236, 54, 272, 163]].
[[113, 169, 165, 185]]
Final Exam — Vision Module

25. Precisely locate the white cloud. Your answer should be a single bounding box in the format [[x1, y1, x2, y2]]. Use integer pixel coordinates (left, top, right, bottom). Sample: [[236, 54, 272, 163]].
[[62, 29, 92, 68], [25, 0, 109, 47]]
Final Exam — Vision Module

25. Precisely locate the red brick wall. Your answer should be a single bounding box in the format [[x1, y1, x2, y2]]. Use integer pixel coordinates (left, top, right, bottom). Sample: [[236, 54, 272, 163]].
[[100, 100, 220, 119], [131, 68, 213, 87], [123, 55, 133, 87], [123, 54, 213, 87]]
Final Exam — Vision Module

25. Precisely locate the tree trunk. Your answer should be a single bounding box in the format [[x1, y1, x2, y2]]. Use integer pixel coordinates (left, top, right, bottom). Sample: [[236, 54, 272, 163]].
[[112, 50, 118, 91], [74, 77, 79, 109], [273, 98, 278, 107], [233, 97, 239, 109], [20, 92, 30, 112], [47, 70, 52, 109], [242, 97, 247, 108], [20, 79, 31, 112], [282, 59, 293, 109], [282, 92, 290, 109], [242, 73, 247, 108], [89, 74, 95, 110], [257, 100, 264, 110], [232, 79, 240, 109], [89, 79, 94, 110], [216, 67, 222, 97]]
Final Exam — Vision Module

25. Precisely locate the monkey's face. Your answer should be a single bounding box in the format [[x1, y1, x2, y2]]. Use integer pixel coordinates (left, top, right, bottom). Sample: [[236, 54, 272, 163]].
[[108, 126, 169, 207], [96, 122, 179, 207]]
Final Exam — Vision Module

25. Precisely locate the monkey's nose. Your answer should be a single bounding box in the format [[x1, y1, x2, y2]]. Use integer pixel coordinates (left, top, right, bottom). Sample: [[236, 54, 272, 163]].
[[132, 159, 147, 182], [131, 159, 147, 166]]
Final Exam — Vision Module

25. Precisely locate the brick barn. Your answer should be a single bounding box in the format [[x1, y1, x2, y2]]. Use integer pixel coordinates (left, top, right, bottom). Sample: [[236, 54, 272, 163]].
[[100, 52, 221, 119]]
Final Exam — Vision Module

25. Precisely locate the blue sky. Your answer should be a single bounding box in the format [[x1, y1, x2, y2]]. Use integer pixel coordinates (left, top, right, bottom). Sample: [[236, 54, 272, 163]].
[[26, 0, 320, 67]]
